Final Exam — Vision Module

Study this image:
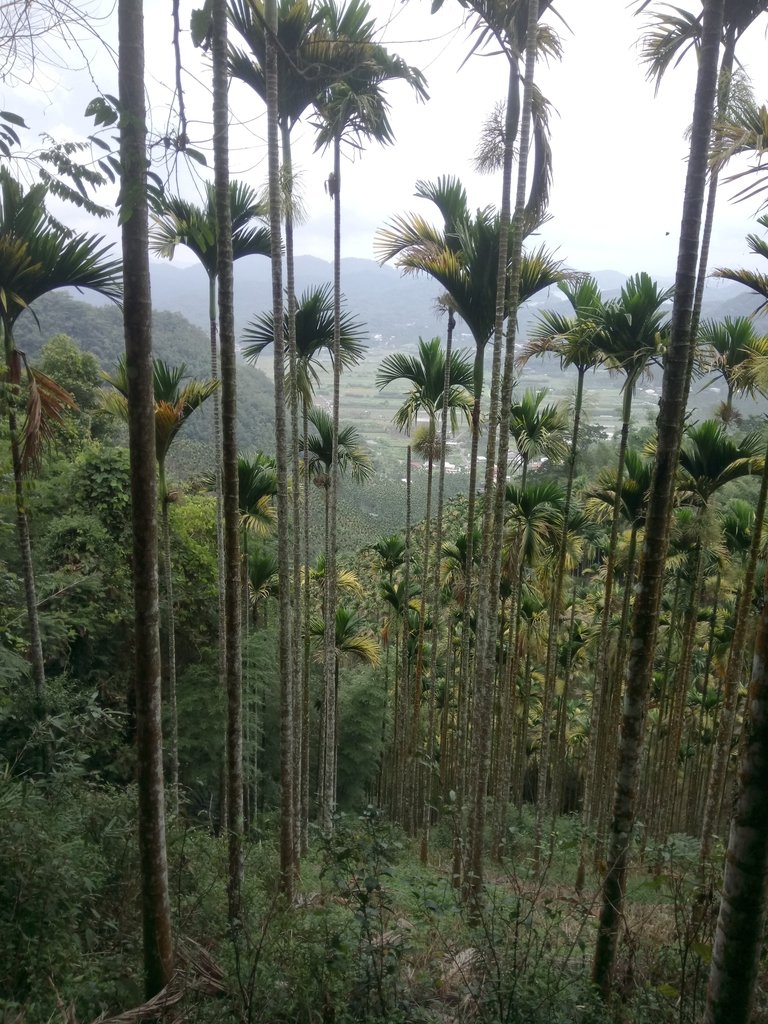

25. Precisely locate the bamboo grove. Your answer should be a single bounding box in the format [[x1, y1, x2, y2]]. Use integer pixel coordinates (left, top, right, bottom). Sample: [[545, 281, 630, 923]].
[[6, 0, 768, 1021]]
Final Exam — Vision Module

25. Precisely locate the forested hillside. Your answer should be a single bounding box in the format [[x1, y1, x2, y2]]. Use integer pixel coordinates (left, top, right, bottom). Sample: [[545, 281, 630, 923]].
[[13, 292, 277, 454], [5, 0, 768, 1023]]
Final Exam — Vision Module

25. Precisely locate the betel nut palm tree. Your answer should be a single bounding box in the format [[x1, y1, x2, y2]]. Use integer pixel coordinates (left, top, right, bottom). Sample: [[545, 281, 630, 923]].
[[652, 420, 764, 835], [697, 315, 768, 424], [703, 232, 768, 1024], [243, 281, 365, 849], [150, 182, 271, 715], [118, 0, 173, 992], [459, 0, 555, 908], [586, 273, 673, 841], [507, 389, 568, 846], [592, 0, 726, 999], [230, 0, 340, 857], [311, 0, 426, 836], [518, 274, 607, 868], [376, 174, 565, 885], [376, 336, 474, 829], [259, 0, 298, 897], [0, 169, 122, 728], [208, 0, 247, 914], [638, 0, 768, 331], [300, 405, 372, 817], [102, 358, 218, 813], [310, 603, 380, 807]]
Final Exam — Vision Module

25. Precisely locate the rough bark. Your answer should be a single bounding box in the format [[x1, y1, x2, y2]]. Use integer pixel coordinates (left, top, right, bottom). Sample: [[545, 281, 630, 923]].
[[703, 561, 768, 1024], [591, 0, 725, 998]]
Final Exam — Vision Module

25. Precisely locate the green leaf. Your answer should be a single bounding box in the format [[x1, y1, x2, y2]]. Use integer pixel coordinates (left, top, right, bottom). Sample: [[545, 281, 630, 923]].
[[85, 96, 118, 127], [0, 110, 26, 127], [692, 941, 712, 963], [186, 148, 208, 167], [657, 983, 679, 1000], [190, 0, 213, 48]]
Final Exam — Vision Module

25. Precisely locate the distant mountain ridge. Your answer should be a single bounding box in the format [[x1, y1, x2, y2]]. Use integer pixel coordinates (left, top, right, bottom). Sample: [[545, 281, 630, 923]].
[[72, 256, 767, 349], [146, 258, 766, 344]]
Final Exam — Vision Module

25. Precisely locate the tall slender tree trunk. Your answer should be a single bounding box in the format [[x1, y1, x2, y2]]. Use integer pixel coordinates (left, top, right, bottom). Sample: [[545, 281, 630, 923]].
[[160, 489, 179, 815], [590, 396, 633, 826], [700, 450, 768, 864], [118, 0, 173, 993], [690, 27, 736, 341], [208, 272, 229, 830], [466, 8, 538, 910], [302, 397, 311, 853], [421, 311, 456, 861], [5, 371, 46, 728], [703, 559, 768, 1024], [592, 0, 725, 997], [281, 120, 303, 863], [537, 369, 585, 856], [322, 136, 343, 828], [412, 445, 435, 835], [657, 532, 705, 836], [213, 0, 243, 919], [398, 446, 413, 824], [264, 0, 296, 897]]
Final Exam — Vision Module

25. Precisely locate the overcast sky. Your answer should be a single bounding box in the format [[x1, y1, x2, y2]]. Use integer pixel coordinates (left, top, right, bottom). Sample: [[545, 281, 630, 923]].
[[7, 0, 768, 281]]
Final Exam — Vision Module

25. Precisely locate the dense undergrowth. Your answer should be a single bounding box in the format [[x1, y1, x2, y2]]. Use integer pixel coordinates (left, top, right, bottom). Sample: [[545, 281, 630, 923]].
[[1, 769, 751, 1024]]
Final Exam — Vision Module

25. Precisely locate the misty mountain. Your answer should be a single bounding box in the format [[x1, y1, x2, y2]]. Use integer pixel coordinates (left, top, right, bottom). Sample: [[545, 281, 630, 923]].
[[73, 255, 767, 352], [147, 256, 449, 353]]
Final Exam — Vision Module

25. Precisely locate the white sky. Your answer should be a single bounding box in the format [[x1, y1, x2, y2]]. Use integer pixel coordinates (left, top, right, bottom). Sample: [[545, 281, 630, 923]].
[[6, 0, 768, 280]]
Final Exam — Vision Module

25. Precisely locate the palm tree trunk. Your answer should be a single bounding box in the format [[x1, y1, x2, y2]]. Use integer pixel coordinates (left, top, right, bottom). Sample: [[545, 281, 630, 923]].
[[413, 445, 435, 839], [592, 0, 725, 997], [701, 450, 768, 864], [658, 533, 705, 836], [280, 120, 303, 864], [422, 309, 456, 858], [690, 27, 736, 340], [552, 577, 579, 816], [466, 5, 538, 909], [321, 133, 343, 829], [160, 489, 179, 815], [463, 111, 511, 862], [264, 0, 295, 896], [208, 271, 229, 830], [690, 569, 721, 833], [301, 397, 311, 853], [118, 0, 173, 992], [213, 0, 244, 920], [5, 373, 46, 730], [398, 446, 413, 824], [703, 560, 768, 1024], [538, 367, 585, 854], [492, 604, 517, 857], [590, 397, 633, 825]]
